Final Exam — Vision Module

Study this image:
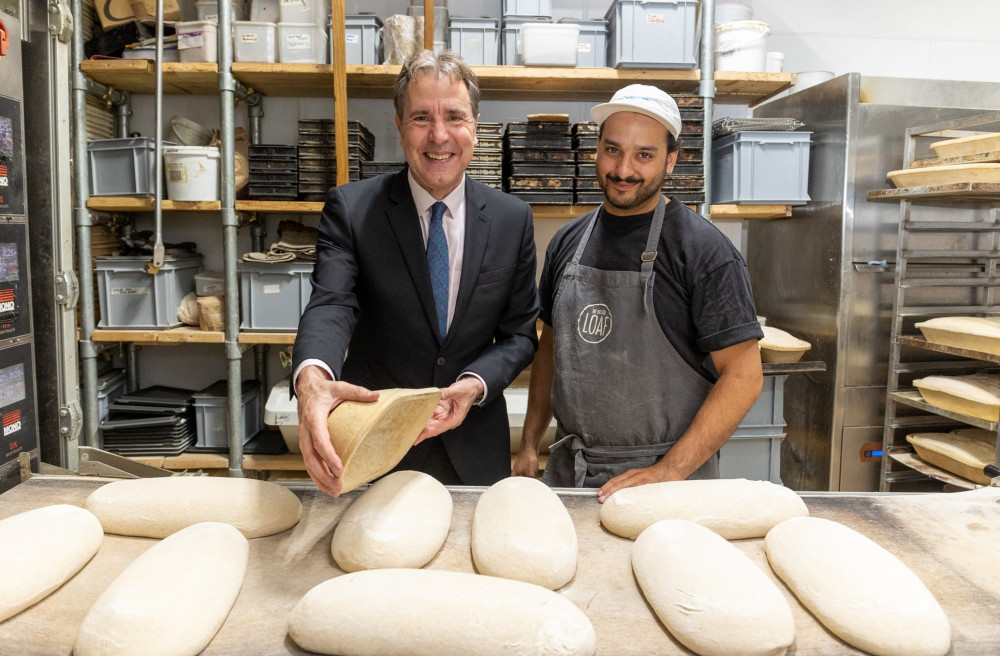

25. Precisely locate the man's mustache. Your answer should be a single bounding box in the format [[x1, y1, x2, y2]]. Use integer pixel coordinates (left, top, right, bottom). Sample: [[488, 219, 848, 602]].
[[605, 174, 644, 184]]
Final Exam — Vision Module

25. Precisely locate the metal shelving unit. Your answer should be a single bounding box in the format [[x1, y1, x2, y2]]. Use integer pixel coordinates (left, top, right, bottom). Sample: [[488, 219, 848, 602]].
[[871, 111, 1000, 491], [70, 1, 795, 475]]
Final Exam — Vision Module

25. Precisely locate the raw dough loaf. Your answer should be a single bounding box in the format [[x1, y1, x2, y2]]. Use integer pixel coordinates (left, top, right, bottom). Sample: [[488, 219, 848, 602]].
[[912, 374, 1000, 422], [906, 431, 994, 485], [915, 316, 1000, 355], [600, 478, 808, 540], [633, 519, 795, 656], [765, 516, 951, 656], [331, 470, 452, 572], [759, 326, 811, 363], [288, 568, 596, 656], [84, 476, 302, 538], [472, 476, 577, 589], [0, 504, 104, 622], [75, 522, 248, 656]]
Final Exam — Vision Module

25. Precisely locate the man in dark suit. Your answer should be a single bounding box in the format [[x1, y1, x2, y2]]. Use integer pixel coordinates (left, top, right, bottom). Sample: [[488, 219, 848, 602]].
[[292, 50, 540, 497]]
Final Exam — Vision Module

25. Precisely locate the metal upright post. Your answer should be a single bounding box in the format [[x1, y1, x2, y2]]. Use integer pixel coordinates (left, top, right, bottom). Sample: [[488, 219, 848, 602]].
[[698, 0, 716, 220]]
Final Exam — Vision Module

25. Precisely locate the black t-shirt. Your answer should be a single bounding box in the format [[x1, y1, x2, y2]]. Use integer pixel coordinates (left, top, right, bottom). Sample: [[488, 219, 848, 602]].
[[539, 199, 764, 382]]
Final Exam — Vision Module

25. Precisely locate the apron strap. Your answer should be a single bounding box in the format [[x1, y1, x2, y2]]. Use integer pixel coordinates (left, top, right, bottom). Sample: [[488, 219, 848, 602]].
[[570, 205, 602, 266], [641, 196, 667, 312], [550, 433, 674, 487]]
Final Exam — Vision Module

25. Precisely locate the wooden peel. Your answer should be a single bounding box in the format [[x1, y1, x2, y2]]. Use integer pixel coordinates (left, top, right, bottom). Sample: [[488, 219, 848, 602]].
[[327, 387, 442, 492]]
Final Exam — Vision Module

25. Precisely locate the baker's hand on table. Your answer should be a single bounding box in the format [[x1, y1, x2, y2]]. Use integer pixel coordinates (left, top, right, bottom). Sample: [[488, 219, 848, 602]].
[[296, 365, 378, 497], [414, 377, 484, 444], [597, 462, 680, 504], [511, 448, 539, 478]]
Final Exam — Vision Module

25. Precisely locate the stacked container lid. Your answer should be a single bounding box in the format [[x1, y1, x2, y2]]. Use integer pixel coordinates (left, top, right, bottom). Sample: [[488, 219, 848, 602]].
[[468, 122, 503, 189], [297, 119, 374, 200], [504, 118, 575, 205]]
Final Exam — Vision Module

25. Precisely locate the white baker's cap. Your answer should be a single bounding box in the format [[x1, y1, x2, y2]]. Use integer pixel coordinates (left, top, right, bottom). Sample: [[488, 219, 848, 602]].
[[590, 84, 681, 138]]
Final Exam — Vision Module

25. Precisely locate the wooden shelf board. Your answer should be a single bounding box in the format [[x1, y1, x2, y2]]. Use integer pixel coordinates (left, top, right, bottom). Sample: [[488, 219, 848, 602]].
[[87, 198, 221, 212], [235, 200, 325, 213], [711, 204, 792, 219], [80, 60, 219, 95], [715, 71, 795, 105], [899, 335, 1000, 364], [233, 63, 337, 97], [238, 332, 297, 345], [92, 326, 224, 344], [129, 452, 307, 471]]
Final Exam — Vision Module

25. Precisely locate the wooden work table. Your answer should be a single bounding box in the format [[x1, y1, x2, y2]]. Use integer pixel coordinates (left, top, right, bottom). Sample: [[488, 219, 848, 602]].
[[1, 476, 998, 654]]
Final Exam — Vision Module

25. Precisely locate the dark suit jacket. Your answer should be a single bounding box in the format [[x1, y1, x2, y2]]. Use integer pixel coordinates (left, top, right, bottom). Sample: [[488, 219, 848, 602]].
[[293, 168, 540, 485]]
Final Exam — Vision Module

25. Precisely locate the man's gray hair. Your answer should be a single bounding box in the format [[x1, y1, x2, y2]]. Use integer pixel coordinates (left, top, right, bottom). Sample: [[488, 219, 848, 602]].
[[393, 50, 481, 120]]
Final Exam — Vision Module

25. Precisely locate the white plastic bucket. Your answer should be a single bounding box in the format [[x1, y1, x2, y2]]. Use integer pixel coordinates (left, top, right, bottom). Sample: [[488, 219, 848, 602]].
[[791, 70, 835, 93], [163, 146, 221, 201], [765, 50, 784, 73], [715, 1, 752, 26], [714, 20, 770, 72]]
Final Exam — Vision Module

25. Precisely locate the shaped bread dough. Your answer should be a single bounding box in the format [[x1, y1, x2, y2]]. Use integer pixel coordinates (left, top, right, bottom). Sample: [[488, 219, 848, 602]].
[[84, 476, 302, 538], [633, 520, 795, 656], [288, 568, 596, 656], [0, 504, 104, 622], [472, 476, 577, 589], [600, 478, 808, 539], [74, 522, 248, 656], [759, 326, 811, 363], [915, 316, 1000, 355], [906, 431, 994, 485], [912, 374, 1000, 422], [765, 516, 950, 656], [331, 470, 452, 572]]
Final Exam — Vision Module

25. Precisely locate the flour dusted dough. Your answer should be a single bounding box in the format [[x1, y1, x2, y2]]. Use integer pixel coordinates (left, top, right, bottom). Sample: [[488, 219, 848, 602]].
[[633, 520, 795, 656], [0, 504, 104, 622], [74, 522, 248, 656], [913, 374, 1000, 422], [472, 476, 577, 589], [331, 470, 452, 572], [84, 476, 302, 538], [288, 568, 596, 656], [600, 478, 808, 540], [765, 516, 951, 656]]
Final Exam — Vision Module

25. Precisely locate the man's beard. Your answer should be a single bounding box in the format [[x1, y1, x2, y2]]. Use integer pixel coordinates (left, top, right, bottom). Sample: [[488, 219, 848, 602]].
[[598, 167, 667, 211]]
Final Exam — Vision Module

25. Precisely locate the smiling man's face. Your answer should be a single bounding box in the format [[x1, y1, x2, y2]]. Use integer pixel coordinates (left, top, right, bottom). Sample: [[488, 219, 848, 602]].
[[395, 72, 478, 199]]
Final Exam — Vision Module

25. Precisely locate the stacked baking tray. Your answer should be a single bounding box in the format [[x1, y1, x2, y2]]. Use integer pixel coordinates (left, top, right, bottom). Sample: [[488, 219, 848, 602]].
[[99, 386, 196, 457], [504, 120, 575, 205], [360, 161, 406, 179], [297, 119, 374, 201], [666, 95, 705, 204], [248, 144, 298, 200], [573, 121, 601, 205], [469, 121, 503, 189]]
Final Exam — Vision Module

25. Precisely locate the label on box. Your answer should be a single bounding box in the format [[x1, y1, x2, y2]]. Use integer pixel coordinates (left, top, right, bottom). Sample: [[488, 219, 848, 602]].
[[345, 34, 358, 43], [578, 42, 591, 52], [178, 31, 205, 49], [203, 12, 218, 20], [280, 0, 306, 5], [167, 164, 188, 184], [111, 287, 150, 296], [646, 13, 664, 23], [286, 33, 312, 50], [241, 33, 259, 43], [263, 284, 281, 294]]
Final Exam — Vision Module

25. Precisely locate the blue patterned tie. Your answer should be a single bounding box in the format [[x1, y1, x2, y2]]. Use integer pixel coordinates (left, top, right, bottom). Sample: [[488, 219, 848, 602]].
[[427, 201, 449, 339]]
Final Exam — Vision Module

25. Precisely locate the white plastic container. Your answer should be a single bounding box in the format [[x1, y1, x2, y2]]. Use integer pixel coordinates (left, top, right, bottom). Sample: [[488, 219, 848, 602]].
[[195, 0, 247, 23], [715, 1, 752, 26], [233, 20, 277, 63], [263, 376, 300, 453], [278, 0, 312, 23], [765, 50, 784, 73], [176, 20, 218, 63], [714, 20, 770, 72], [277, 22, 326, 63], [249, 0, 279, 22], [163, 145, 221, 201], [519, 22, 579, 67]]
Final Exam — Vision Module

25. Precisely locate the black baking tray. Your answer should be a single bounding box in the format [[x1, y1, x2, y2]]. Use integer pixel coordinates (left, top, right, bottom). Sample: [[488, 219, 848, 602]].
[[662, 175, 705, 189], [504, 134, 573, 149], [573, 135, 598, 150], [573, 122, 599, 135], [574, 191, 605, 204], [476, 122, 504, 137], [249, 159, 298, 172], [249, 171, 297, 184], [506, 121, 572, 136], [509, 162, 576, 177], [476, 138, 503, 150], [508, 176, 575, 190], [674, 95, 704, 109], [249, 144, 297, 158], [575, 151, 597, 162], [576, 164, 596, 177], [575, 178, 601, 190], [249, 184, 299, 200], [471, 151, 503, 164], [508, 190, 575, 204], [507, 149, 576, 163]]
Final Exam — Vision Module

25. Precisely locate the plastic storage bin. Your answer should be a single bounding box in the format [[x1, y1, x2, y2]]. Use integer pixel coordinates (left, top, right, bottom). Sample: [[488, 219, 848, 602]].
[[195, 0, 247, 23], [249, 0, 279, 22], [711, 131, 812, 205], [559, 18, 607, 67], [263, 376, 299, 452], [502, 0, 551, 16], [176, 21, 218, 63], [278, 0, 315, 23], [606, 0, 699, 69], [519, 22, 579, 66], [448, 17, 499, 66], [96, 369, 127, 422], [163, 145, 221, 201], [87, 137, 158, 197], [96, 254, 203, 329], [233, 21, 276, 63], [344, 14, 382, 65], [501, 15, 549, 66], [192, 379, 262, 448], [736, 374, 786, 434], [194, 269, 225, 296], [719, 425, 784, 483], [238, 260, 313, 331], [277, 22, 326, 63], [406, 4, 447, 42]]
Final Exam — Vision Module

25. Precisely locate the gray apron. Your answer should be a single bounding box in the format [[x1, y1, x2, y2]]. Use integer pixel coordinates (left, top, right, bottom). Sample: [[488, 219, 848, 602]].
[[542, 197, 719, 488]]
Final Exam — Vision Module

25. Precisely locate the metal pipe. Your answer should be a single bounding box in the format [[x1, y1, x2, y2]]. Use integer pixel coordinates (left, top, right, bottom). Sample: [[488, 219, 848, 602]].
[[149, 0, 165, 271], [126, 344, 140, 392], [114, 93, 132, 138], [698, 0, 716, 220], [217, 0, 244, 478], [246, 91, 263, 145], [71, 0, 99, 449]]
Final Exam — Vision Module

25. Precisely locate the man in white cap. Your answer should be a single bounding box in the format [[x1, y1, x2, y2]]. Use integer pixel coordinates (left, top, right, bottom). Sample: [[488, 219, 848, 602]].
[[512, 84, 764, 501]]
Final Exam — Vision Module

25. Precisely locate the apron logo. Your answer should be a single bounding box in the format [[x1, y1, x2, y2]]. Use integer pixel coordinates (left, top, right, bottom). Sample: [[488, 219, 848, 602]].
[[577, 303, 613, 343]]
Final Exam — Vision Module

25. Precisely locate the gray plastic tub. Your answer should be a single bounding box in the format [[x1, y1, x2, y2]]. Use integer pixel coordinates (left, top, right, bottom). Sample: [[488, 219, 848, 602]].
[[501, 15, 550, 66], [606, 0, 699, 69], [559, 18, 608, 68], [448, 17, 499, 66], [87, 137, 161, 197], [95, 254, 203, 329], [192, 379, 262, 448], [344, 14, 382, 65], [238, 260, 314, 331], [711, 131, 812, 204]]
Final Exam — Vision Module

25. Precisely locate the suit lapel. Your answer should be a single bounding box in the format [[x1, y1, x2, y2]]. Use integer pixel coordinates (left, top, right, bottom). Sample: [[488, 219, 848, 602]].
[[447, 179, 490, 347], [384, 169, 441, 341]]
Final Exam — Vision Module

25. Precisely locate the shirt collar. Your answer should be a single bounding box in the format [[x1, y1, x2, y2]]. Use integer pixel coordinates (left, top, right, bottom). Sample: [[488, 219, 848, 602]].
[[407, 170, 466, 220]]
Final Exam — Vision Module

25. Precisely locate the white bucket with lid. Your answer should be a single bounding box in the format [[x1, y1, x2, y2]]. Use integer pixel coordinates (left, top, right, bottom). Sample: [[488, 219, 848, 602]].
[[163, 146, 221, 201], [714, 20, 770, 72], [715, 1, 752, 26]]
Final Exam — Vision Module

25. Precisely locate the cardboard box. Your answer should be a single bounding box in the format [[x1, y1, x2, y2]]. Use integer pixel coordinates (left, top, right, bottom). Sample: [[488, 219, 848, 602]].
[[95, 0, 181, 29]]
